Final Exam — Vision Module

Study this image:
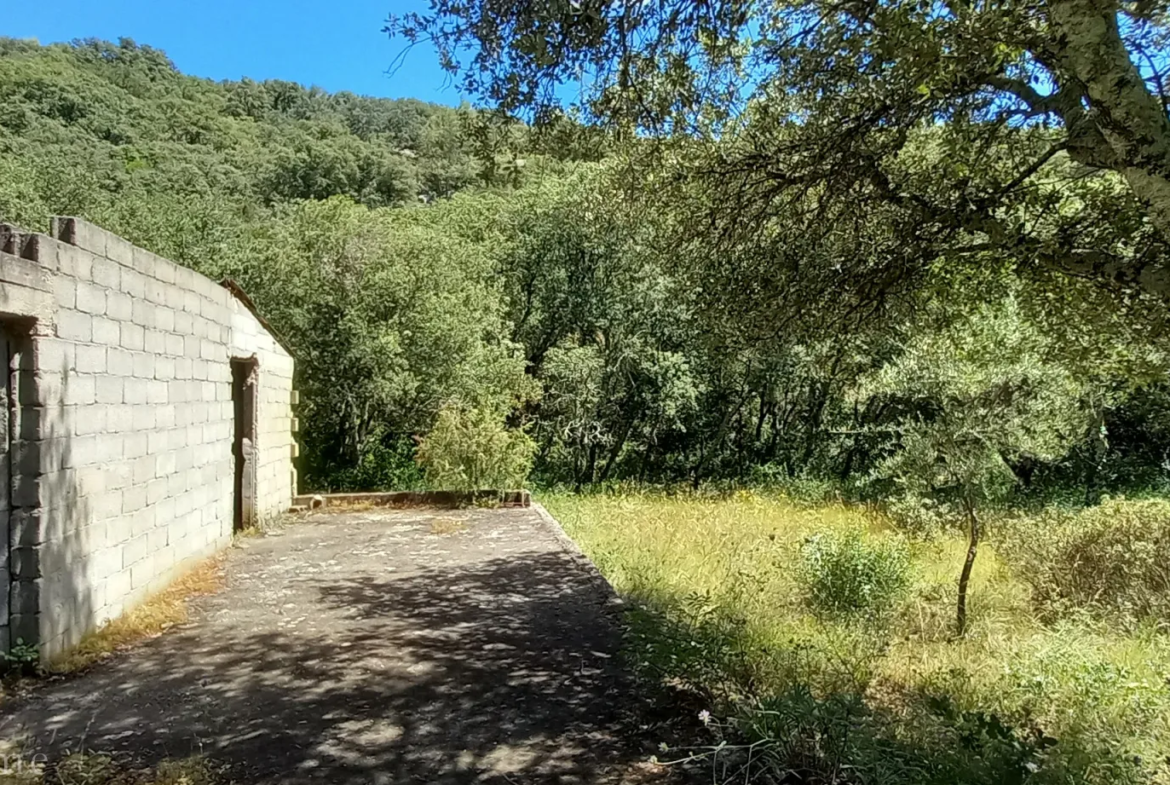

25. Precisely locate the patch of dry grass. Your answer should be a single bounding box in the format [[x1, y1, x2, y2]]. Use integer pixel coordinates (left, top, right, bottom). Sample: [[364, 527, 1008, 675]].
[[0, 736, 221, 785], [429, 517, 469, 535], [47, 556, 226, 675], [53, 753, 219, 785]]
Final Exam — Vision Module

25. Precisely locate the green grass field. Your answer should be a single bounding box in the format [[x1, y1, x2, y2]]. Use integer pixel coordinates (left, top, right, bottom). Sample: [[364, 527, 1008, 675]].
[[545, 491, 1170, 785]]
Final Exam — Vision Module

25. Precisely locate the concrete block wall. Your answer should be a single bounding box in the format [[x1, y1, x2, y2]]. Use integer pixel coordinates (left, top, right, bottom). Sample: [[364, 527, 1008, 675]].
[[0, 218, 296, 658]]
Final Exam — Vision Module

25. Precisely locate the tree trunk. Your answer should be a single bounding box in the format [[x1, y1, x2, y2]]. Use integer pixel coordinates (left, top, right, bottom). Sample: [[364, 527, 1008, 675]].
[[956, 497, 981, 637], [1042, 0, 1170, 297], [599, 415, 634, 482]]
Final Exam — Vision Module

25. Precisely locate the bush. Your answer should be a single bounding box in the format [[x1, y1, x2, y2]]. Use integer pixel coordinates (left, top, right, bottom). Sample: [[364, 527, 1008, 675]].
[[797, 528, 912, 618], [998, 498, 1170, 624], [415, 406, 536, 491]]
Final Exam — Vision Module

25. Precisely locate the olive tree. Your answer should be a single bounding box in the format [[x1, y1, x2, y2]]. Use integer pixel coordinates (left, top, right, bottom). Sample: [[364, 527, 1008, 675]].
[[863, 297, 1091, 634]]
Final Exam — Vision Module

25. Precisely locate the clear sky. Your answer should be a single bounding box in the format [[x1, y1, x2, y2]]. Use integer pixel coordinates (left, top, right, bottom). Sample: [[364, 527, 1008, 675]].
[[4, 1, 468, 105]]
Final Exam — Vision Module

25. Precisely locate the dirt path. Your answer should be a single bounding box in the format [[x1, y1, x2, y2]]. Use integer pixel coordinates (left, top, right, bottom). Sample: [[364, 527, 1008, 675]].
[[1, 507, 664, 784]]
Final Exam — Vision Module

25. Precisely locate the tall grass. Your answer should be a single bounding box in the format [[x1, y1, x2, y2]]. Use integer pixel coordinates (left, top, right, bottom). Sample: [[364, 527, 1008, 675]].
[[546, 489, 1170, 785]]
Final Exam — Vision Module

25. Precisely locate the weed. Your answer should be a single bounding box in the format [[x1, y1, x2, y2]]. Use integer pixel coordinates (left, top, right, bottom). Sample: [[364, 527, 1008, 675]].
[[797, 528, 911, 618], [1, 640, 40, 676]]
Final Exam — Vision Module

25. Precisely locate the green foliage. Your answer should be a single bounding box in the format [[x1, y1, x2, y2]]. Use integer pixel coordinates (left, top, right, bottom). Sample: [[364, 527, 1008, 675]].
[[223, 197, 532, 489], [550, 493, 1170, 785], [1, 638, 40, 675], [3, 36, 1170, 503], [999, 498, 1170, 625], [416, 406, 536, 491], [798, 529, 912, 618], [867, 297, 1090, 509]]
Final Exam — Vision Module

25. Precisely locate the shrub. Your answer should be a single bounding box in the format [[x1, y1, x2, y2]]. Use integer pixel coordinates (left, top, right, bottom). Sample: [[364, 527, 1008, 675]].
[[797, 528, 912, 618], [415, 406, 536, 491], [998, 498, 1170, 624]]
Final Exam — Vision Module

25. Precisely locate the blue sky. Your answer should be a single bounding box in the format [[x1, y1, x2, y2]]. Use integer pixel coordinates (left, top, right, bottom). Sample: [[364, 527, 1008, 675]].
[[5, 0, 468, 105]]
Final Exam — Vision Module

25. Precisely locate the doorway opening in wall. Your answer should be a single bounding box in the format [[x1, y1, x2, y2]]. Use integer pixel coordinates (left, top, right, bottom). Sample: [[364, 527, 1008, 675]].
[[231, 358, 259, 533], [1, 327, 13, 653]]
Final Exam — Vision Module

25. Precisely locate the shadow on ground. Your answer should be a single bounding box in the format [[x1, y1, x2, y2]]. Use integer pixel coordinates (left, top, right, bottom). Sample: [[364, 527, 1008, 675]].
[[1, 509, 670, 784]]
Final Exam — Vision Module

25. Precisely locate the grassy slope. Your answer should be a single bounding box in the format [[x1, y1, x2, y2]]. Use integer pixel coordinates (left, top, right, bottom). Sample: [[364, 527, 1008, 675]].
[[545, 490, 1170, 784]]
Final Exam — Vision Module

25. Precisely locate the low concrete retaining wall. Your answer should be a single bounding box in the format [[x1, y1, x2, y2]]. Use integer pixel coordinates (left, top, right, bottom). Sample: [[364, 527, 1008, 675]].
[[292, 490, 531, 509]]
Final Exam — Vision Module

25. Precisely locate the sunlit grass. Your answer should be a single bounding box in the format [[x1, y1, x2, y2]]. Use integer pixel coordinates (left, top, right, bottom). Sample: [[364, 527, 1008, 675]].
[[546, 489, 1170, 784]]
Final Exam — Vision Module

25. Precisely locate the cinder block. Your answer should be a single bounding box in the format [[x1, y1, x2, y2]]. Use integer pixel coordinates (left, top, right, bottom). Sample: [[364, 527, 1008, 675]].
[[75, 344, 106, 373], [167, 379, 188, 403], [62, 434, 97, 469], [92, 316, 120, 346], [155, 450, 177, 477], [53, 276, 76, 309], [11, 546, 41, 578], [146, 380, 168, 404], [131, 299, 155, 327], [154, 257, 177, 284], [56, 310, 92, 342], [154, 355, 175, 380], [123, 378, 148, 404], [122, 485, 147, 514], [119, 322, 145, 351], [10, 612, 39, 646], [73, 405, 108, 435], [96, 376, 124, 405], [55, 217, 106, 257], [130, 559, 155, 590], [11, 578, 40, 615], [101, 461, 133, 491], [120, 268, 145, 300], [94, 434, 123, 463], [11, 509, 43, 547], [107, 404, 135, 432], [132, 454, 156, 485], [174, 311, 193, 335], [145, 279, 168, 306], [105, 568, 132, 602], [183, 335, 201, 358], [105, 234, 133, 267], [92, 256, 121, 290], [183, 290, 200, 314], [164, 333, 184, 356], [93, 489, 123, 520], [131, 245, 157, 276], [122, 533, 149, 568], [107, 290, 133, 321], [56, 238, 93, 278], [107, 348, 134, 376], [34, 339, 74, 374], [144, 329, 167, 355], [146, 477, 168, 505], [76, 283, 107, 315], [147, 526, 168, 553], [132, 352, 155, 378], [62, 374, 96, 406], [14, 437, 67, 475], [124, 432, 148, 458]]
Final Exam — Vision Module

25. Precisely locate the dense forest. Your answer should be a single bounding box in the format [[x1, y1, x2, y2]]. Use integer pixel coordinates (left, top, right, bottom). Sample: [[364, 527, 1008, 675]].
[[2, 35, 1168, 508]]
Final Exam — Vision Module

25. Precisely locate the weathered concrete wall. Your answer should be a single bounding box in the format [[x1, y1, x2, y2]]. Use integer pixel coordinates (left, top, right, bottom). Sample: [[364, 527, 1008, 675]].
[[0, 218, 296, 658]]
